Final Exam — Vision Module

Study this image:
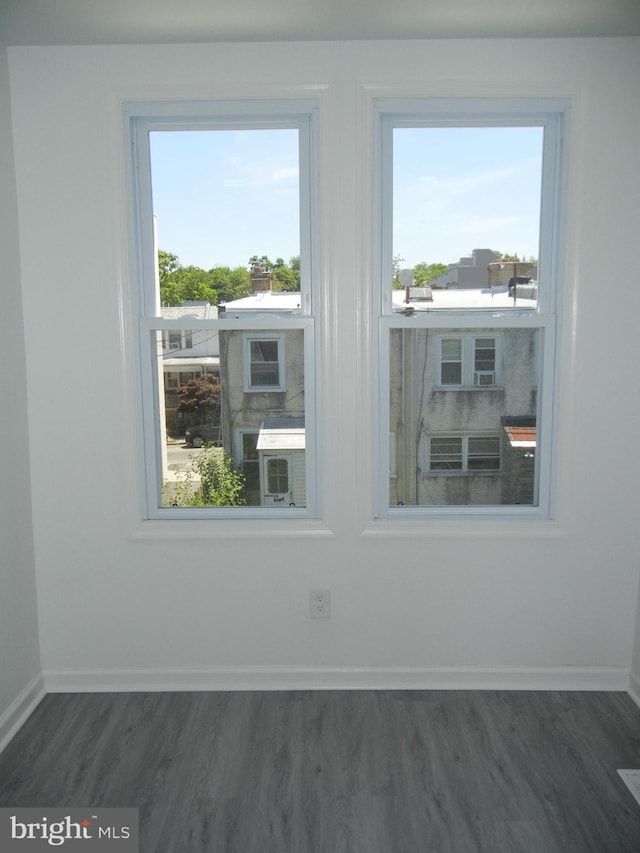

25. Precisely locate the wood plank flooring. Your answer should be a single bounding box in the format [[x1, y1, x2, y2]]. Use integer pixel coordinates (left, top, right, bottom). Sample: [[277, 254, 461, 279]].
[[1, 690, 640, 852]]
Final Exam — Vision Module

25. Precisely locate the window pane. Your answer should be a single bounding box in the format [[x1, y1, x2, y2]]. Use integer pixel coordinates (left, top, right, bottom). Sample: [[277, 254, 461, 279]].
[[150, 128, 300, 315], [430, 437, 462, 470], [389, 327, 539, 507], [392, 127, 543, 310], [467, 437, 501, 470], [157, 327, 305, 509], [441, 362, 462, 385], [249, 339, 280, 387]]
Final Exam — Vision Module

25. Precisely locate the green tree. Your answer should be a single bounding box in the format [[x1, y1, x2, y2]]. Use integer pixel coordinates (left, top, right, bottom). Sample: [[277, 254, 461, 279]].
[[195, 449, 246, 506], [167, 448, 246, 507], [158, 250, 183, 305], [173, 265, 215, 302], [392, 254, 405, 289], [177, 373, 220, 421], [210, 266, 251, 302], [413, 261, 448, 285]]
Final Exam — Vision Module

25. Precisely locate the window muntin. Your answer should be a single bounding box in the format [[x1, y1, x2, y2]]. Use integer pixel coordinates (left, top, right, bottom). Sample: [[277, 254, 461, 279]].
[[128, 100, 317, 519], [378, 99, 566, 516]]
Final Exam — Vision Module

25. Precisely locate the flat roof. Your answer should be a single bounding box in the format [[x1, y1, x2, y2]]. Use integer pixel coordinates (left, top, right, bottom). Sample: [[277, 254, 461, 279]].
[[393, 283, 537, 311]]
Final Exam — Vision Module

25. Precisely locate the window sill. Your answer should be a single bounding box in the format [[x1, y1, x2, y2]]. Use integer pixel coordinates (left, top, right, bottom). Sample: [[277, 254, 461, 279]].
[[128, 517, 335, 540]]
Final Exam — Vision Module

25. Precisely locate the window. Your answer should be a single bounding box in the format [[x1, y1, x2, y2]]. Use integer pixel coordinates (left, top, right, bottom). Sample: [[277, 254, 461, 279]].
[[440, 338, 462, 385], [474, 338, 496, 386], [377, 98, 566, 516], [438, 334, 501, 388], [127, 99, 318, 519], [245, 335, 284, 391], [266, 457, 289, 494], [429, 435, 501, 473]]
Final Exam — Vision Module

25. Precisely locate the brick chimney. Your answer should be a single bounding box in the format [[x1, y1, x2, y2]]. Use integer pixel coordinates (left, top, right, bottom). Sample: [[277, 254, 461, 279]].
[[250, 262, 272, 293]]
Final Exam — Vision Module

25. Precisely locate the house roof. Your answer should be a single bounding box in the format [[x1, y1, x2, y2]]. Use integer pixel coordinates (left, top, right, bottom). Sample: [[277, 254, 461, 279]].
[[221, 291, 302, 316], [392, 284, 537, 311], [162, 357, 220, 369], [160, 303, 218, 320]]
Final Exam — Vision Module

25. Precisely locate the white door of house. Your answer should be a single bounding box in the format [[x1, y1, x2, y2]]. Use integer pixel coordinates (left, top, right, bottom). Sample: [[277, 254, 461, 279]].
[[262, 454, 293, 506]]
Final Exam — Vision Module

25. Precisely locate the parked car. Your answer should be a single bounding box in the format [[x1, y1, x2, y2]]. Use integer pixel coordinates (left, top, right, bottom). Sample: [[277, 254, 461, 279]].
[[184, 422, 222, 448]]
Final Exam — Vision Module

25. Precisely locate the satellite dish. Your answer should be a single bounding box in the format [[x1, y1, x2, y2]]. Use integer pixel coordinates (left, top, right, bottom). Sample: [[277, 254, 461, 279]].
[[398, 269, 414, 287]]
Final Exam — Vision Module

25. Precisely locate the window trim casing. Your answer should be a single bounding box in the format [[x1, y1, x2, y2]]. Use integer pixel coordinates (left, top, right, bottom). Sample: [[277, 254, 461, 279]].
[[373, 96, 568, 521]]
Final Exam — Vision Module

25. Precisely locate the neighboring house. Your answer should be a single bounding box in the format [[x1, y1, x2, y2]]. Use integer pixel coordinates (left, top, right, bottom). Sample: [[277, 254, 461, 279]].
[[389, 288, 538, 506], [160, 302, 220, 434], [430, 248, 501, 289], [218, 283, 305, 507]]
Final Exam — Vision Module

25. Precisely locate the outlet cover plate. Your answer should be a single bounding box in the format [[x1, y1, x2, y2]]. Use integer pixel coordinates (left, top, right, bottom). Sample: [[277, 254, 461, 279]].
[[310, 588, 331, 618]]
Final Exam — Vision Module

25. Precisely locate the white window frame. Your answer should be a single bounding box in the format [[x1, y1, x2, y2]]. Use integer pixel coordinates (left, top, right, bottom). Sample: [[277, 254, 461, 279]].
[[374, 97, 568, 521], [243, 333, 286, 392], [126, 98, 319, 521]]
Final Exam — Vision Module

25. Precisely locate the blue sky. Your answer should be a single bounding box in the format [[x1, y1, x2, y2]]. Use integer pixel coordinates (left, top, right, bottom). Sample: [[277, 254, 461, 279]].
[[150, 129, 300, 270], [393, 126, 543, 268], [150, 125, 543, 271]]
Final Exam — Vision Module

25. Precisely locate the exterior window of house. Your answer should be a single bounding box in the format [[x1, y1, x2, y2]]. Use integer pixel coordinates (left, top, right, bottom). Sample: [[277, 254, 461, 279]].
[[266, 457, 289, 494], [377, 98, 566, 516], [245, 336, 284, 391], [438, 334, 502, 388], [474, 338, 496, 386], [127, 99, 318, 519], [165, 331, 181, 350], [429, 435, 501, 473], [440, 338, 462, 385]]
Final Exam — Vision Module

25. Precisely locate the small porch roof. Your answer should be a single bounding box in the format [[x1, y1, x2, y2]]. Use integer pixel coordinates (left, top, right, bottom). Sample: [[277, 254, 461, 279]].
[[257, 418, 306, 451]]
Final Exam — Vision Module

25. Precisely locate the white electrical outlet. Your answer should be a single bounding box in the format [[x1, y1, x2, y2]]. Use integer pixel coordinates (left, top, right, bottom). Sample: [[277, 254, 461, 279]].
[[310, 588, 331, 618]]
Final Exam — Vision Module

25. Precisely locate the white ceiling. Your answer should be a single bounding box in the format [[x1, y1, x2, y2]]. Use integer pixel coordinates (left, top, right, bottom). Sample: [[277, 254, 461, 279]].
[[1, 0, 639, 45]]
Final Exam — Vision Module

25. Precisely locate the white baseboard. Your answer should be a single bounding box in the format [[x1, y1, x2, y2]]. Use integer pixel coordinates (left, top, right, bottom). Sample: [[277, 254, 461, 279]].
[[629, 671, 640, 709], [43, 664, 630, 694], [0, 673, 45, 755]]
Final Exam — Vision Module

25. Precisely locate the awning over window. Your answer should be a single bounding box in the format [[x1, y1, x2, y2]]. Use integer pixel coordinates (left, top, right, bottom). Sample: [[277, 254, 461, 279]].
[[503, 425, 536, 448], [256, 418, 305, 451]]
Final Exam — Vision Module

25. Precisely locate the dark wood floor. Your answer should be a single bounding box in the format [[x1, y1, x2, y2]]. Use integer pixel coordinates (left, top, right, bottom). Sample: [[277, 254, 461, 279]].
[[1, 690, 640, 852]]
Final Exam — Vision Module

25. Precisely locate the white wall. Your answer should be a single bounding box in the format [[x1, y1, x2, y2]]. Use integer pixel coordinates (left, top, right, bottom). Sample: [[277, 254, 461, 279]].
[[8, 38, 640, 691], [0, 43, 43, 749]]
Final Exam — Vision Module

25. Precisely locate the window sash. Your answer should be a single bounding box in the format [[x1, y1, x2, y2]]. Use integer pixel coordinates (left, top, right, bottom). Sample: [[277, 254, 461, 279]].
[[246, 337, 283, 390]]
